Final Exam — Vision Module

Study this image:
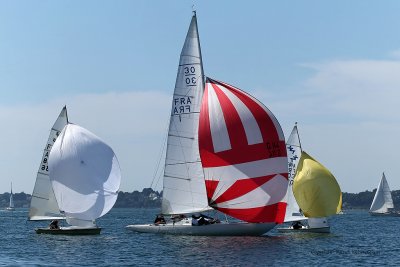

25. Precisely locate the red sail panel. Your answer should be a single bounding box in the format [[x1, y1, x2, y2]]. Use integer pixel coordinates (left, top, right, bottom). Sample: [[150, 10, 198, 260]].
[[198, 78, 288, 223]]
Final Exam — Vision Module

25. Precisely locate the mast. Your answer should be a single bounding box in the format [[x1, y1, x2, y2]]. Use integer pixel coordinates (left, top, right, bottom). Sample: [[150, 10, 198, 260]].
[[193, 11, 205, 88]]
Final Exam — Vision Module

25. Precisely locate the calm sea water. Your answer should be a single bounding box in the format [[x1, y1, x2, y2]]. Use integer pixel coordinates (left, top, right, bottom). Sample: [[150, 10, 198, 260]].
[[0, 208, 397, 266]]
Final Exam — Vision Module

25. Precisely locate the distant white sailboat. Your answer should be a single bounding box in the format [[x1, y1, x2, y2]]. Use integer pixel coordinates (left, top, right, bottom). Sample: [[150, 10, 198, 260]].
[[6, 182, 15, 211], [126, 12, 289, 236], [369, 172, 400, 216]]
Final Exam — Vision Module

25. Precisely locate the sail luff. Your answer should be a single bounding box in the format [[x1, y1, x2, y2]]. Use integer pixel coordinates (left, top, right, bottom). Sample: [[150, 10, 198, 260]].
[[161, 13, 209, 215], [28, 106, 68, 220], [194, 11, 205, 88]]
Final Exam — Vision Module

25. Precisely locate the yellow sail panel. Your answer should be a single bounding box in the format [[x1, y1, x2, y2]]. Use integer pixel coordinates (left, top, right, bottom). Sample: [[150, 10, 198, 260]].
[[293, 151, 342, 218]]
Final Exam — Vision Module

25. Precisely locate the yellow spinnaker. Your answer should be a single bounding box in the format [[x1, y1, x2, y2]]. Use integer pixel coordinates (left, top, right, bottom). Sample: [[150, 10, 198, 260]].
[[293, 151, 342, 218]]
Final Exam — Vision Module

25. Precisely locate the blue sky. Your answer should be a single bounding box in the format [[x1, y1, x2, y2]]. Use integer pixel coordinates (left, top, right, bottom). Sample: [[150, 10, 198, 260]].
[[1, 1, 400, 194]]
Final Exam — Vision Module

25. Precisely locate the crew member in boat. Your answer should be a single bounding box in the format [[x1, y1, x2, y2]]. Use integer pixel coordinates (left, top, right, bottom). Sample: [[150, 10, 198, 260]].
[[191, 214, 220, 226], [49, 220, 60, 230], [171, 214, 186, 224], [154, 215, 166, 225], [292, 221, 303, 230]]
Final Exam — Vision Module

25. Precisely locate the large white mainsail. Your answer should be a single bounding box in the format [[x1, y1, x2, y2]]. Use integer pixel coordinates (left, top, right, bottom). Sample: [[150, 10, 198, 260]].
[[284, 124, 307, 222], [161, 12, 209, 215], [370, 172, 394, 214], [48, 124, 121, 226], [28, 106, 68, 220]]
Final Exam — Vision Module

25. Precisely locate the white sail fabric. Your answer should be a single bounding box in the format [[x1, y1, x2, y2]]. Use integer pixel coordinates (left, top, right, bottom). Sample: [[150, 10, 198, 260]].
[[284, 124, 307, 222], [28, 106, 68, 220], [161, 13, 209, 215], [49, 124, 121, 222], [9, 183, 14, 209], [370, 173, 394, 213]]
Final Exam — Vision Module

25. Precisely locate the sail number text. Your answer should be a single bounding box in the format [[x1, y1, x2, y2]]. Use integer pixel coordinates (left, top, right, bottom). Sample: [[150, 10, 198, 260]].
[[266, 141, 282, 158], [173, 65, 198, 115], [41, 130, 60, 173], [184, 66, 197, 86]]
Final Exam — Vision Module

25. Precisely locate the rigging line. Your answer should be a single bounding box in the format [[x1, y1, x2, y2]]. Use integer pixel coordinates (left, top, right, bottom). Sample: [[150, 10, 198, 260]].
[[164, 175, 191, 181], [173, 93, 195, 97], [165, 160, 201, 166], [168, 133, 195, 140], [150, 115, 169, 190], [179, 62, 201, 67], [295, 122, 303, 152]]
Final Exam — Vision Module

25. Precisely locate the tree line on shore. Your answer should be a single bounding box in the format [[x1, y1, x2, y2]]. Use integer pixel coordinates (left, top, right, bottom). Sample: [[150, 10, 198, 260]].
[[1, 188, 399, 210]]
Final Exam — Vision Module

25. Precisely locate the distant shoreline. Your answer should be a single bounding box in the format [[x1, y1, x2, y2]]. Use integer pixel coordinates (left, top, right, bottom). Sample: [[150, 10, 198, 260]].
[[0, 188, 386, 210]]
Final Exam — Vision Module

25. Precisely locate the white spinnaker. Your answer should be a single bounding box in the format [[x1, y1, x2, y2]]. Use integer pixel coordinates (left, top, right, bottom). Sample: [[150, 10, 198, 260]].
[[161, 13, 210, 215], [284, 125, 307, 222], [49, 124, 121, 222], [370, 173, 394, 213], [28, 106, 68, 220]]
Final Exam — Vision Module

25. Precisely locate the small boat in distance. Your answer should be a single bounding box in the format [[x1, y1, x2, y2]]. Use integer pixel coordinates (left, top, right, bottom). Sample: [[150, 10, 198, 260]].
[[126, 12, 289, 236], [369, 172, 400, 216], [6, 182, 15, 211]]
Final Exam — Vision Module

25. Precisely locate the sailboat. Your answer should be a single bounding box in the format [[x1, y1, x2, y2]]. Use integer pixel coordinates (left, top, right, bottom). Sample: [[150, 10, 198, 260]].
[[126, 13, 289, 236], [369, 172, 400, 216], [6, 182, 15, 211], [278, 124, 342, 233], [33, 108, 121, 235]]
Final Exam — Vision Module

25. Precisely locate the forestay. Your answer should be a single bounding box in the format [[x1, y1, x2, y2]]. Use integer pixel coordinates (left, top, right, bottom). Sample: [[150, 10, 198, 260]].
[[48, 124, 121, 222], [161, 13, 209, 215], [370, 172, 394, 213], [198, 78, 288, 223], [28, 106, 68, 220]]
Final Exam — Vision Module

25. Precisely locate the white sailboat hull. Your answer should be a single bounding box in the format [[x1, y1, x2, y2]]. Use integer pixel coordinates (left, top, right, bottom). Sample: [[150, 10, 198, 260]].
[[126, 222, 276, 236], [277, 226, 330, 233]]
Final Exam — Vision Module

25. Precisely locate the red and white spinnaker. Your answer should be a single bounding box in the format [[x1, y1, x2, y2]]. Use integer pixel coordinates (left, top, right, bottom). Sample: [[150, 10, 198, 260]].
[[199, 78, 288, 223]]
